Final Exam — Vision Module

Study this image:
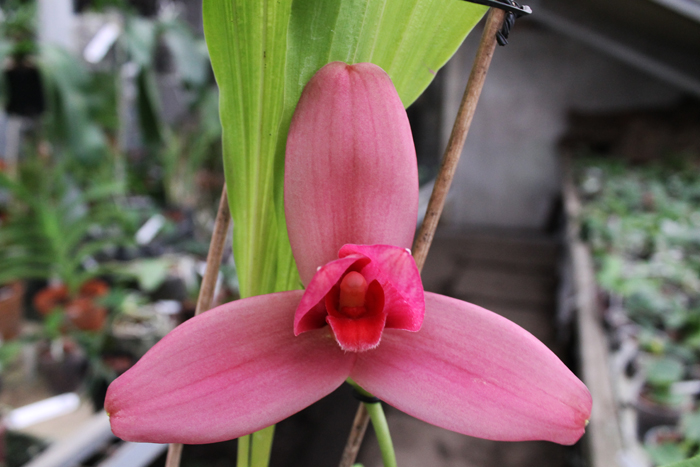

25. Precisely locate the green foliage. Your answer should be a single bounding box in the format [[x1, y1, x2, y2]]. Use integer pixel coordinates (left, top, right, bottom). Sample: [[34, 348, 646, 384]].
[[578, 157, 700, 464], [39, 46, 111, 164], [647, 357, 685, 387], [578, 158, 700, 336], [661, 454, 700, 467], [649, 442, 689, 466], [0, 157, 137, 293], [203, 0, 486, 298], [0, 0, 37, 58]]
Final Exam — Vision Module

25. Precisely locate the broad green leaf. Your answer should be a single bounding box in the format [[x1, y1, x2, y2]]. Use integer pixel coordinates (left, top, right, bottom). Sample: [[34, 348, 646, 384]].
[[204, 0, 486, 299], [285, 0, 487, 109], [204, 2, 295, 298]]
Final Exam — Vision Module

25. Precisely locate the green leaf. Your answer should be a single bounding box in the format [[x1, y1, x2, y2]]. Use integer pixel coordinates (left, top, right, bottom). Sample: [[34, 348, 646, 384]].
[[136, 67, 164, 146], [161, 20, 209, 87], [285, 0, 487, 109], [204, 0, 486, 299], [111, 258, 172, 293], [646, 356, 685, 387], [682, 410, 700, 442], [39, 45, 108, 162], [662, 453, 700, 467], [123, 17, 157, 68], [203, 1, 295, 298]]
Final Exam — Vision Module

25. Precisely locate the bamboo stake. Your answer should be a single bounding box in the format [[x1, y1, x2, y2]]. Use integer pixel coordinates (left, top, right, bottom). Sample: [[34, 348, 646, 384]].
[[166, 186, 232, 467], [337, 8, 506, 467]]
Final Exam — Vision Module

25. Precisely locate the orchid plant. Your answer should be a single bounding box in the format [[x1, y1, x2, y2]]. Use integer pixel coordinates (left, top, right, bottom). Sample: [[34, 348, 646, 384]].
[[201, 2, 495, 460], [105, 62, 592, 458]]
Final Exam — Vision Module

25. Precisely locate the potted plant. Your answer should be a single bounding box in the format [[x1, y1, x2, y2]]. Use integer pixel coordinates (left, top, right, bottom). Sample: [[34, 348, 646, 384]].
[[636, 355, 691, 439], [0, 156, 136, 321], [571, 155, 700, 465]]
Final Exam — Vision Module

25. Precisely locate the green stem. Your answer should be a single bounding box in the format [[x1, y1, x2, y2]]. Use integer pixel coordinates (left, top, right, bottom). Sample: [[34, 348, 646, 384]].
[[251, 425, 276, 467], [347, 380, 397, 467], [237, 425, 276, 467], [237, 435, 251, 467], [363, 402, 396, 467]]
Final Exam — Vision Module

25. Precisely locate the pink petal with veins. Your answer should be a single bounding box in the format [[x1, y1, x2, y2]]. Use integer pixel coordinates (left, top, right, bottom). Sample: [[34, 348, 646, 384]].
[[106, 291, 355, 444], [351, 292, 591, 445], [285, 62, 418, 285], [340, 244, 424, 331]]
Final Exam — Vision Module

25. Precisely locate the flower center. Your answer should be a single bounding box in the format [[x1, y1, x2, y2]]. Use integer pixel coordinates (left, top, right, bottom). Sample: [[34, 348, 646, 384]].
[[322, 270, 386, 352]]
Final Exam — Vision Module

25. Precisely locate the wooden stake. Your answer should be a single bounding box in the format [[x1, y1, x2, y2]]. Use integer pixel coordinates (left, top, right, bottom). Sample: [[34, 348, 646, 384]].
[[337, 8, 505, 467], [166, 186, 232, 467], [412, 7, 505, 271]]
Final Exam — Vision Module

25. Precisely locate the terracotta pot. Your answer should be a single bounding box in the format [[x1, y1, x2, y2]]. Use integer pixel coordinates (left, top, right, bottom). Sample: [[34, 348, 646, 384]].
[[34, 280, 110, 331], [65, 298, 107, 332], [0, 282, 24, 340], [32, 285, 69, 315], [78, 279, 109, 299]]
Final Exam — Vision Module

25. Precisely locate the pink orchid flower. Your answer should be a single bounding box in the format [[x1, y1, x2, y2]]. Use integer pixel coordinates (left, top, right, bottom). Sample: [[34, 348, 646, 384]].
[[105, 62, 591, 446]]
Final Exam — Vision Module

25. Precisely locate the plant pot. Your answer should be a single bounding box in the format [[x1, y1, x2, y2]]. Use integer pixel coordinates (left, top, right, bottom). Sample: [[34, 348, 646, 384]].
[[4, 59, 45, 117], [79, 279, 110, 299], [38, 342, 87, 395], [644, 425, 687, 466], [65, 298, 107, 332], [0, 282, 24, 340], [635, 391, 689, 440], [33, 280, 110, 331], [32, 285, 69, 315]]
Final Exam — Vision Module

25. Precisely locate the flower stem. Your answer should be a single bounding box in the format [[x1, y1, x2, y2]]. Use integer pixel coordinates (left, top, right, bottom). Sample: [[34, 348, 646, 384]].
[[251, 425, 276, 467], [238, 435, 251, 467], [363, 402, 396, 467], [338, 8, 506, 467], [345, 380, 397, 467]]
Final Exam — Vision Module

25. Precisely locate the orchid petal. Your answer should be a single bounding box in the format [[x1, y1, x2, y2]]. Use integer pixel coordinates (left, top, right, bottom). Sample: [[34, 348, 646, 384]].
[[285, 62, 419, 285], [340, 244, 424, 331], [106, 291, 355, 444], [351, 292, 592, 445], [294, 254, 369, 334]]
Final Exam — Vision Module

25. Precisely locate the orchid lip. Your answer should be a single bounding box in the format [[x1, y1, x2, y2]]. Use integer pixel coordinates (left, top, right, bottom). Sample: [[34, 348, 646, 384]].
[[294, 243, 425, 352]]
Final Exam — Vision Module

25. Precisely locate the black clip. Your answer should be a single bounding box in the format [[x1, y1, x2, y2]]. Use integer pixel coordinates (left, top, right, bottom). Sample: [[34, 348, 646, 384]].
[[352, 388, 381, 404], [462, 0, 532, 46], [464, 0, 532, 16]]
